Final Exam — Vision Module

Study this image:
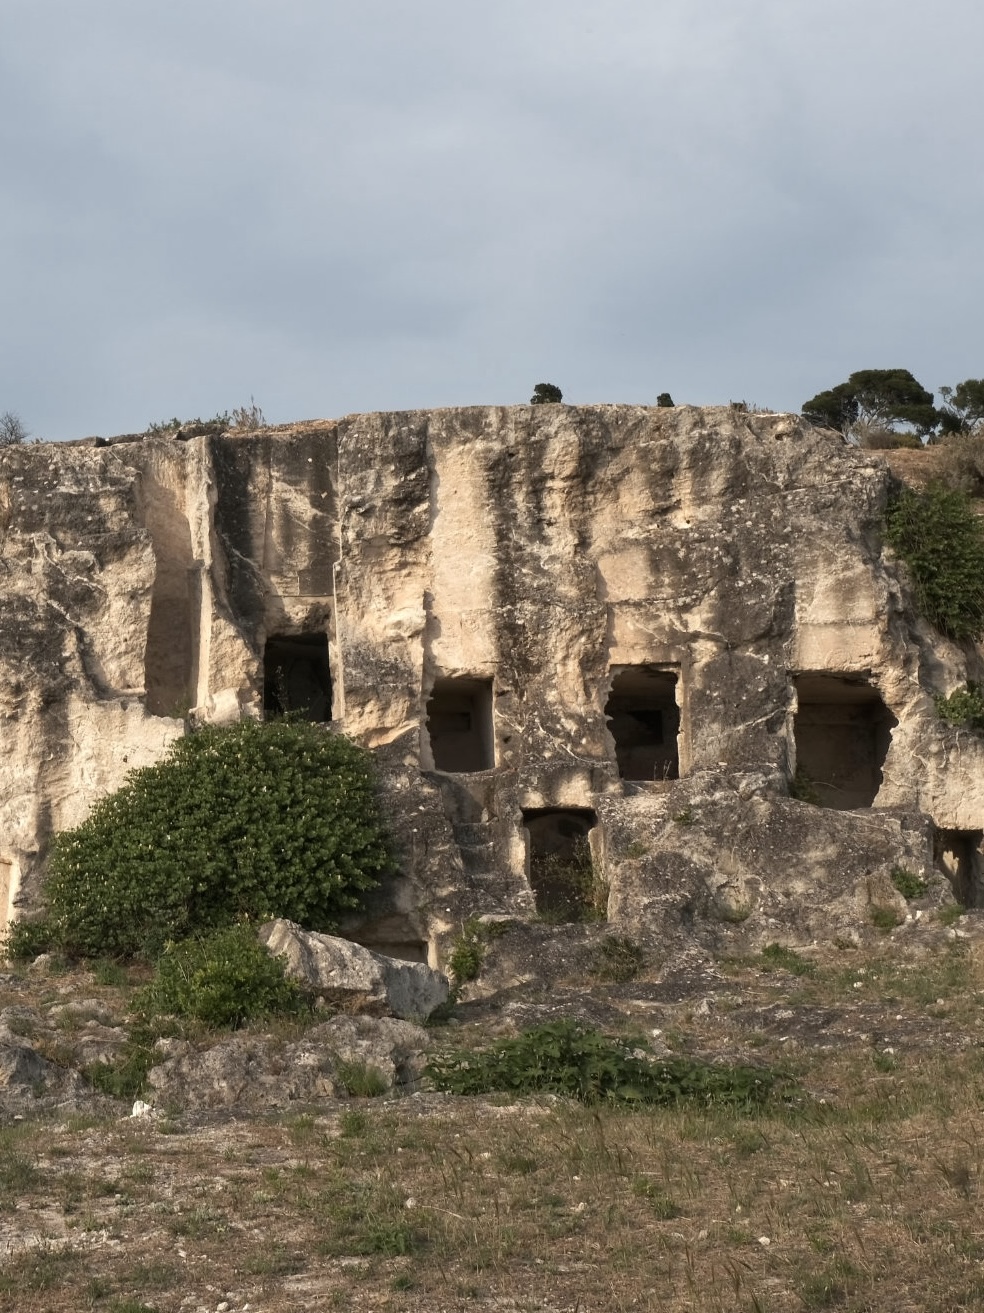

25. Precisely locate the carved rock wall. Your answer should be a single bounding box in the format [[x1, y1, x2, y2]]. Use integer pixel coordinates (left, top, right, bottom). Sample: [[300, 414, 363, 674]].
[[1, 406, 981, 960]]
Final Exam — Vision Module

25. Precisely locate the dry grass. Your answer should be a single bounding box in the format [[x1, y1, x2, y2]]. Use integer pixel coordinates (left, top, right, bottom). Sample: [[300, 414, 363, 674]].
[[2, 938, 984, 1311]]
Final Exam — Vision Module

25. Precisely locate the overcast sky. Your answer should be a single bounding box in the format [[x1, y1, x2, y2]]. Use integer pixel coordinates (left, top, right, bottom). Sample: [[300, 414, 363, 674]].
[[2, 0, 982, 440]]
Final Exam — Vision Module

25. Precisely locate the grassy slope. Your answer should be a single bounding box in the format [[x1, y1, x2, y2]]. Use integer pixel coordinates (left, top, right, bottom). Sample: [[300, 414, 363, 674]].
[[2, 931, 984, 1312]]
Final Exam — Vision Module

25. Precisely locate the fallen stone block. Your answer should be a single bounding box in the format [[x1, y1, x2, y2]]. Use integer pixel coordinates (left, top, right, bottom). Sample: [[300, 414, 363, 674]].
[[259, 919, 449, 1021]]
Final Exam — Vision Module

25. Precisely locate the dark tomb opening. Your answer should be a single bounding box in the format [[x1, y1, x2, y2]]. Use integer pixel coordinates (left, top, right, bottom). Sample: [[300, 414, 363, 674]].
[[523, 808, 601, 922], [793, 674, 897, 809], [425, 678, 494, 773], [605, 667, 680, 781], [263, 633, 332, 721], [935, 828, 984, 908]]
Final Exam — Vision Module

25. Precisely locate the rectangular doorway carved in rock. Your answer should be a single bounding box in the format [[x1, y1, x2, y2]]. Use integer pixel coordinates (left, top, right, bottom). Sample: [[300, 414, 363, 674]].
[[793, 674, 897, 809], [522, 808, 602, 922], [935, 828, 984, 908], [605, 667, 680, 781], [145, 566, 196, 717], [263, 633, 332, 721], [425, 678, 494, 773]]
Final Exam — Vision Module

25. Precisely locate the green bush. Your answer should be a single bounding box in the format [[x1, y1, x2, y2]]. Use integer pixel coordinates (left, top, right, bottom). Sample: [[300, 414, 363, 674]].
[[426, 1019, 787, 1109], [35, 720, 392, 959], [136, 925, 305, 1028], [884, 485, 984, 640], [935, 683, 984, 732], [447, 919, 485, 985], [4, 918, 56, 962]]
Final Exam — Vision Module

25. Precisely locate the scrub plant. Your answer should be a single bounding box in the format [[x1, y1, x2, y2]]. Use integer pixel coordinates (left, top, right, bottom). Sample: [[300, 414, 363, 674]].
[[890, 866, 928, 900], [426, 1019, 787, 1109], [935, 683, 984, 732], [447, 918, 486, 986], [759, 943, 815, 976], [14, 720, 392, 961], [884, 484, 984, 639], [136, 925, 306, 1029]]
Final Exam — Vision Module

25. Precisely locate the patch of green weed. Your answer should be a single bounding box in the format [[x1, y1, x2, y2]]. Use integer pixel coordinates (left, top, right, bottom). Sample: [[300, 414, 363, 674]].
[[426, 1019, 789, 1109], [891, 866, 928, 899], [759, 943, 815, 976]]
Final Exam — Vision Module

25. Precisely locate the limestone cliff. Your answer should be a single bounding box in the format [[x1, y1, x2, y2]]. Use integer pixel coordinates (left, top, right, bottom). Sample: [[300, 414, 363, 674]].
[[1, 406, 981, 964]]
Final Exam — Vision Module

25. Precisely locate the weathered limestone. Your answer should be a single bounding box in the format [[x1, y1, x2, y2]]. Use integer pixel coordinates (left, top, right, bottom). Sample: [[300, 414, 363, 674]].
[[146, 1015, 429, 1109], [1, 406, 982, 963], [258, 920, 450, 1020]]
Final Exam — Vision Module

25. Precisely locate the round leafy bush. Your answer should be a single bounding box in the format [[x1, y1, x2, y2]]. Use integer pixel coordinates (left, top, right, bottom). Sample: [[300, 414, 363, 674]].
[[36, 719, 392, 959], [137, 924, 306, 1028], [884, 485, 984, 640]]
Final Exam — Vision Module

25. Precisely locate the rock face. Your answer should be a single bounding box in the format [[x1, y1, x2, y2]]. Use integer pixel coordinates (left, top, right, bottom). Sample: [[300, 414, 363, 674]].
[[1, 406, 982, 965], [259, 920, 450, 1020], [147, 1015, 429, 1110]]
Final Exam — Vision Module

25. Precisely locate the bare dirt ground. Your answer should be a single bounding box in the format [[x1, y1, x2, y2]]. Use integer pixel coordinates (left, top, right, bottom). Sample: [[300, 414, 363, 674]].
[[3, 915, 984, 1313]]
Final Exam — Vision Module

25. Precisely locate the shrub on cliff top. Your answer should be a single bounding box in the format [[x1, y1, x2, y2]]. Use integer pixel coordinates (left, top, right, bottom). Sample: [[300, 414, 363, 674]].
[[26, 720, 392, 960]]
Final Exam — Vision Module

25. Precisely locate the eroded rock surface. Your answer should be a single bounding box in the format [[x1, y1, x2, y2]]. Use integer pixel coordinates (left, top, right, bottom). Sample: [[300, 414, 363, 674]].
[[0, 406, 981, 967], [146, 1015, 429, 1110]]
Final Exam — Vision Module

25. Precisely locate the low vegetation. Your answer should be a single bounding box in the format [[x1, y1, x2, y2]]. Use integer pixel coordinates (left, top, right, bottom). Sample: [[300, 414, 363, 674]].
[[936, 682, 984, 733], [891, 865, 929, 900], [1, 939, 983, 1311], [426, 1018, 787, 1108], [883, 484, 984, 640], [144, 400, 265, 437], [135, 924, 307, 1029]]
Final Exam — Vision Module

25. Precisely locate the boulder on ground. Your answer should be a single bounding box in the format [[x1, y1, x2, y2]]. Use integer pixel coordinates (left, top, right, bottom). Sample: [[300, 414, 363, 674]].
[[259, 919, 449, 1021]]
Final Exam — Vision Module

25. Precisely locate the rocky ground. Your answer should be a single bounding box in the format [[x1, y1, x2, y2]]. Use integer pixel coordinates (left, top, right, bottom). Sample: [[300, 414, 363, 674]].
[[3, 910, 984, 1312]]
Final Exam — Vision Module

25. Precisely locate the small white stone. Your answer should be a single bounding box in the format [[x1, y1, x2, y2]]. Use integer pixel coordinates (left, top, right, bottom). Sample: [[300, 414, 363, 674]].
[[758, 1236, 771, 1246]]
